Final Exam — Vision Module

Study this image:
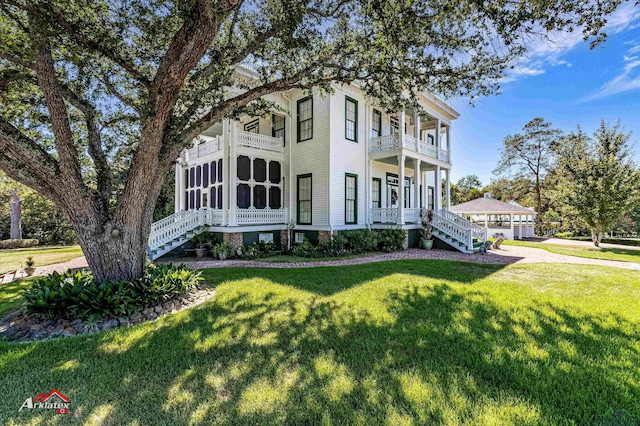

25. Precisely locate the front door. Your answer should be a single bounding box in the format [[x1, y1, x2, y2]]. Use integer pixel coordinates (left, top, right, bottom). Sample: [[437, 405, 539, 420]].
[[388, 185, 399, 208]]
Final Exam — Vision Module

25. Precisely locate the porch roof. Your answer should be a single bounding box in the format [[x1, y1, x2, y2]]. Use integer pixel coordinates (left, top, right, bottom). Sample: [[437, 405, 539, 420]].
[[450, 197, 537, 215]]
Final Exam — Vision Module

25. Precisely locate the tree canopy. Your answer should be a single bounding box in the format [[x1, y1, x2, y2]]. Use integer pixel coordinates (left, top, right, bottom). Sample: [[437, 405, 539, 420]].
[[0, 0, 625, 280], [555, 121, 640, 246]]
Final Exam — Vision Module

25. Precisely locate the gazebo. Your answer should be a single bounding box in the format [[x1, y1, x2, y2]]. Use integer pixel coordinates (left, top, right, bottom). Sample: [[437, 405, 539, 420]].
[[450, 194, 536, 240]]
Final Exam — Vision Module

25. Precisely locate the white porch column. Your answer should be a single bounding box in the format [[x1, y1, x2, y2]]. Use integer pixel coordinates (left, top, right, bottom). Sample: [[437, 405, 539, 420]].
[[228, 121, 238, 226], [367, 159, 373, 224], [445, 168, 451, 210], [509, 214, 514, 239], [398, 110, 406, 148], [421, 171, 427, 208], [485, 213, 489, 234], [365, 103, 371, 226], [435, 118, 441, 160], [435, 165, 441, 211], [414, 111, 421, 140], [413, 158, 421, 209], [221, 119, 230, 226], [447, 123, 452, 164], [397, 154, 405, 225], [175, 161, 182, 213]]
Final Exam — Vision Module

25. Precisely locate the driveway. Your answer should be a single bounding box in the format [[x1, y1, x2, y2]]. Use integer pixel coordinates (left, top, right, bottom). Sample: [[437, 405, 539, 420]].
[[532, 237, 640, 251]]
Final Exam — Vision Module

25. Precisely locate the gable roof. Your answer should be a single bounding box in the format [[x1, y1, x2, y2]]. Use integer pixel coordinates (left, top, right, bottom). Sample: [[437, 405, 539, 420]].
[[450, 197, 537, 215]]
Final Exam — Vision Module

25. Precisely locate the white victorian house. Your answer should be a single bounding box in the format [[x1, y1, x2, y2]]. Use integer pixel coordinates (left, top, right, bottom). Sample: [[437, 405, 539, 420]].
[[148, 67, 487, 259]]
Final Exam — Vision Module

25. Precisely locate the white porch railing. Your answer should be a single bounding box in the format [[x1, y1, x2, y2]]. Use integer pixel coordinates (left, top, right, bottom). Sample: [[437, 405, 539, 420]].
[[236, 208, 287, 225], [368, 207, 487, 251], [148, 208, 287, 252], [405, 208, 420, 223], [188, 135, 223, 159], [370, 134, 400, 152], [237, 130, 284, 153], [369, 132, 450, 163], [437, 209, 487, 244], [371, 207, 398, 223]]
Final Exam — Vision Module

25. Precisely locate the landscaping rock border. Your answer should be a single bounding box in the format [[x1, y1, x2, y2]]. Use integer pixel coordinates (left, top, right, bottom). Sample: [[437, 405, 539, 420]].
[[0, 285, 214, 343]]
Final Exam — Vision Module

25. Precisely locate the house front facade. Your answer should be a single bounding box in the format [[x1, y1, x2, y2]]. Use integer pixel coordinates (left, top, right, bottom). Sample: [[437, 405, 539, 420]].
[[148, 68, 485, 259]]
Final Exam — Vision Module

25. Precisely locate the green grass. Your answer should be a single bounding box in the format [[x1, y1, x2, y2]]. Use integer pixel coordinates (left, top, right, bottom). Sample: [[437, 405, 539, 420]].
[[0, 245, 83, 275], [501, 239, 640, 263], [0, 260, 639, 424], [0, 279, 31, 316]]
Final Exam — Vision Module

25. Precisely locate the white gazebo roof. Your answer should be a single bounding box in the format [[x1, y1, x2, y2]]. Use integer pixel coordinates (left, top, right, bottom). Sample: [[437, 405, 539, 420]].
[[450, 196, 537, 215]]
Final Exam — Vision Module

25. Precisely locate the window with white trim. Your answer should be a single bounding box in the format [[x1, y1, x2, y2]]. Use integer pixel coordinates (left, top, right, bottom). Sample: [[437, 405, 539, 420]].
[[297, 174, 312, 224], [345, 97, 357, 141], [297, 97, 313, 142], [345, 174, 357, 224]]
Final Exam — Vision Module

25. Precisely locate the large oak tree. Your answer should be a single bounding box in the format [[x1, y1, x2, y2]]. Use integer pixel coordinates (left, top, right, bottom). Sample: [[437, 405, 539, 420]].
[[0, 0, 624, 281]]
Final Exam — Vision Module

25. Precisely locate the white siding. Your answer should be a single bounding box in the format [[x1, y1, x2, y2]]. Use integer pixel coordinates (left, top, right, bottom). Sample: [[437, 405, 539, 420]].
[[328, 85, 368, 228], [290, 90, 331, 227]]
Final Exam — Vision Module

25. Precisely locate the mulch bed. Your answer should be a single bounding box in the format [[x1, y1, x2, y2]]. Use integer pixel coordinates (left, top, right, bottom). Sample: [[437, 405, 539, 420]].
[[0, 285, 214, 343]]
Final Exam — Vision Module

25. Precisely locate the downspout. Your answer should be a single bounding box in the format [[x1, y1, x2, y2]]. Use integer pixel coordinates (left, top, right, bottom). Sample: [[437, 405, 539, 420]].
[[327, 90, 333, 237], [283, 91, 294, 249]]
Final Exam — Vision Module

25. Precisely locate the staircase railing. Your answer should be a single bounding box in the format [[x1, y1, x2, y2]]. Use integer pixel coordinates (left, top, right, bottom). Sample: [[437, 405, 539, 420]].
[[437, 209, 487, 243], [148, 210, 204, 251], [431, 209, 473, 249]]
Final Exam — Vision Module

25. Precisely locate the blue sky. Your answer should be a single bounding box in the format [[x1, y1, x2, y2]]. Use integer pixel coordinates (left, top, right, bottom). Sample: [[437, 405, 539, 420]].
[[449, 2, 640, 185]]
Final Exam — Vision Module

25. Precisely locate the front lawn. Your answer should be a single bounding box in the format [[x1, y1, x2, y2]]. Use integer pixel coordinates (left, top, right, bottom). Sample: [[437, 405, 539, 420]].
[[502, 239, 640, 263], [0, 260, 638, 424], [0, 245, 83, 275]]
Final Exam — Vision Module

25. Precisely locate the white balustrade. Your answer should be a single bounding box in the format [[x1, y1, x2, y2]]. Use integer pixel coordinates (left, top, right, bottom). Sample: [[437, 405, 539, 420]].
[[404, 208, 420, 223], [237, 130, 284, 153], [371, 208, 398, 223], [370, 134, 400, 152], [235, 208, 286, 225], [188, 135, 223, 159], [369, 133, 450, 164], [404, 135, 418, 151]]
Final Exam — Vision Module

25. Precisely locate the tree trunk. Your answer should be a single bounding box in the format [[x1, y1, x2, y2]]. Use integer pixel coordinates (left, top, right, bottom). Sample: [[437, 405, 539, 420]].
[[591, 229, 603, 247], [10, 190, 22, 240], [67, 178, 162, 282]]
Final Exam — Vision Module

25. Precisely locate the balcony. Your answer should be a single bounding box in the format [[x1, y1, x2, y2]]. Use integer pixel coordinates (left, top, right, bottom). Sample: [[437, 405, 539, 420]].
[[187, 131, 284, 161], [370, 133, 450, 163]]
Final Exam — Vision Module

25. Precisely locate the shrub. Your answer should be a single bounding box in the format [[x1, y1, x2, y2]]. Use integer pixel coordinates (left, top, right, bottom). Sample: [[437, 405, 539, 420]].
[[377, 228, 406, 252], [555, 231, 574, 239], [239, 240, 278, 259], [318, 233, 349, 257], [0, 239, 39, 249], [23, 264, 202, 321], [343, 229, 379, 253], [291, 238, 318, 257]]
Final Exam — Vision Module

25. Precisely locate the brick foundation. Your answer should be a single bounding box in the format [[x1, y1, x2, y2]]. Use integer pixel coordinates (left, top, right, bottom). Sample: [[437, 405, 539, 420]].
[[223, 232, 243, 251], [318, 230, 333, 244], [403, 230, 409, 250], [280, 229, 289, 251]]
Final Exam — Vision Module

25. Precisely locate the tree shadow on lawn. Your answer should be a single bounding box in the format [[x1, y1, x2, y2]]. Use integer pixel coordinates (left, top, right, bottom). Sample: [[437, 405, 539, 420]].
[[199, 259, 509, 296], [1, 262, 638, 424]]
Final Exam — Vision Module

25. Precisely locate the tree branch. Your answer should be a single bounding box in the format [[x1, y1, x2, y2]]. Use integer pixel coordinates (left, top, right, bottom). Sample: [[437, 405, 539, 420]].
[[0, 119, 61, 200], [7, 0, 151, 87], [32, 37, 88, 204]]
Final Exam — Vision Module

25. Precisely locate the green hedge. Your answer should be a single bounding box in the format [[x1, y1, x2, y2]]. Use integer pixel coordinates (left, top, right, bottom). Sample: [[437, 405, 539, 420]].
[[0, 239, 39, 250]]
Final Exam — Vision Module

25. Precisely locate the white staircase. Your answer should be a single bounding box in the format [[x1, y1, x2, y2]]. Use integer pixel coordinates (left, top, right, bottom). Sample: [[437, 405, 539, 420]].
[[430, 209, 487, 254], [147, 210, 218, 261]]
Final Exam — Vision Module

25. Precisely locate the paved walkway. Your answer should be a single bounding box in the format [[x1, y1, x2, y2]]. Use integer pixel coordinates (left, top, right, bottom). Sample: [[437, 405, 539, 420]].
[[0, 256, 88, 283], [492, 245, 640, 271], [174, 247, 640, 271], [1, 243, 638, 286], [533, 237, 640, 251]]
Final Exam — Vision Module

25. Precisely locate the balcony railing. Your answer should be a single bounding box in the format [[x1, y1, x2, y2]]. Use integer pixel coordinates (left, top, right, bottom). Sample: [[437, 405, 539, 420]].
[[187, 130, 284, 161], [237, 130, 284, 153], [187, 135, 223, 159], [370, 133, 450, 162]]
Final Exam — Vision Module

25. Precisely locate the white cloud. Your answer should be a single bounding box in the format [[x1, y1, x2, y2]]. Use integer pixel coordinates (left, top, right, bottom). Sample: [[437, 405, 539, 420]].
[[578, 40, 640, 103], [502, 2, 640, 83]]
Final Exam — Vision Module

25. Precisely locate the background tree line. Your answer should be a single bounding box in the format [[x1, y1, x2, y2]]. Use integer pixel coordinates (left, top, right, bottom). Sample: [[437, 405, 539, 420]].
[[451, 119, 640, 244]]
